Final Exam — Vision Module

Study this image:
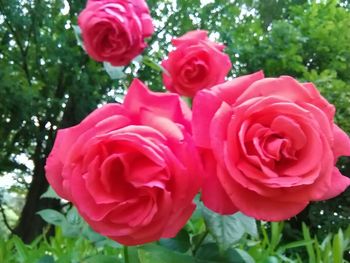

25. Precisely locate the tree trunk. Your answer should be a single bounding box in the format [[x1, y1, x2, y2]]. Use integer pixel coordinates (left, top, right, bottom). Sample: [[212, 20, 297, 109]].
[[13, 157, 60, 243]]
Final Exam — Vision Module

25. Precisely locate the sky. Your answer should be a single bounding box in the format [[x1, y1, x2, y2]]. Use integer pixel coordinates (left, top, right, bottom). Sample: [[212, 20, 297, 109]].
[[0, 154, 33, 189]]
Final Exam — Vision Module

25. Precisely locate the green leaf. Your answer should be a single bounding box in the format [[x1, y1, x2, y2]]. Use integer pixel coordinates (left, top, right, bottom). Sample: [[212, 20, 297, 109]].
[[302, 223, 316, 263], [138, 244, 195, 263], [72, 25, 83, 47], [192, 230, 211, 251], [313, 238, 322, 263], [263, 256, 279, 263], [59, 206, 82, 237], [37, 255, 55, 263], [82, 225, 106, 243], [37, 209, 66, 226], [159, 229, 191, 253], [66, 206, 81, 225], [332, 229, 344, 263], [11, 236, 28, 262], [233, 213, 258, 238], [40, 187, 61, 200], [321, 234, 332, 263], [196, 244, 255, 263], [226, 248, 255, 263], [103, 62, 125, 80], [278, 240, 314, 252], [201, 205, 248, 250], [195, 243, 221, 262], [270, 222, 283, 251], [61, 221, 81, 237], [128, 246, 141, 263], [82, 255, 120, 263], [95, 238, 122, 249], [142, 56, 167, 73]]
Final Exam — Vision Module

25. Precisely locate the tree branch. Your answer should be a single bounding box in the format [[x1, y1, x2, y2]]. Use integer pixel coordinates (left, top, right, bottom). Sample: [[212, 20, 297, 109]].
[[0, 0, 31, 86], [0, 202, 15, 234]]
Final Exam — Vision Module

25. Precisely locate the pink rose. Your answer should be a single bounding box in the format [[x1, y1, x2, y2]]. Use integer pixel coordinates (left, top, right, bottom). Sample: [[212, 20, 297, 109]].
[[45, 80, 202, 245], [192, 71, 350, 221], [162, 30, 232, 97], [78, 0, 154, 66]]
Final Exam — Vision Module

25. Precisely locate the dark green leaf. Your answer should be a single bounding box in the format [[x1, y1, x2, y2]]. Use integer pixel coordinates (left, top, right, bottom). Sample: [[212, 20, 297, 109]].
[[138, 244, 195, 263], [195, 243, 221, 262], [82, 255, 120, 263], [196, 244, 255, 263], [159, 229, 191, 253], [201, 205, 246, 249], [226, 249, 255, 263]]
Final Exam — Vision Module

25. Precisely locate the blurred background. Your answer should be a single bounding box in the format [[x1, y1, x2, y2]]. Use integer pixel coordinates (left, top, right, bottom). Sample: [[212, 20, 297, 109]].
[[0, 0, 349, 261]]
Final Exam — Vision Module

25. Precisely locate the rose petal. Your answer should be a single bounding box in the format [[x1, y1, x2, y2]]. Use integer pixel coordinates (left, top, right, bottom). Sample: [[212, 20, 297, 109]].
[[333, 124, 350, 159], [318, 167, 350, 200], [237, 76, 313, 104], [192, 89, 223, 148], [172, 30, 208, 47], [71, 166, 116, 221], [162, 203, 196, 238], [270, 115, 307, 150], [212, 71, 265, 105], [140, 108, 184, 140], [210, 102, 233, 167], [217, 166, 309, 221], [200, 150, 239, 214], [45, 152, 70, 200], [124, 79, 192, 131], [303, 82, 335, 121]]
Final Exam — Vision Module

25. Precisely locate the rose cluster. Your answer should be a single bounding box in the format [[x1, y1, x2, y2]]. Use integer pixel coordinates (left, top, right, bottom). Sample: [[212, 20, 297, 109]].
[[46, 0, 350, 246]]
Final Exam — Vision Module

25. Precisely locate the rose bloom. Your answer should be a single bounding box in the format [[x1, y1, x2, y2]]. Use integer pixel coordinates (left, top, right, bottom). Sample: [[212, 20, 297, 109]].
[[192, 71, 350, 221], [78, 0, 154, 66], [162, 30, 232, 97], [45, 80, 202, 245]]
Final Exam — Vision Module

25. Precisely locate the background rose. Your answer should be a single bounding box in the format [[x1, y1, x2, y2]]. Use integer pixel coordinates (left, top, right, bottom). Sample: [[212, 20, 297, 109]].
[[192, 71, 350, 221], [78, 0, 154, 66], [162, 30, 232, 97], [45, 80, 202, 245]]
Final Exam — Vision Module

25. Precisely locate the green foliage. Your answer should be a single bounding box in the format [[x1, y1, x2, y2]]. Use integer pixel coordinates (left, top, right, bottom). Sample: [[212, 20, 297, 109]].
[[301, 223, 350, 263], [30, 199, 350, 262], [138, 244, 195, 263], [0, 228, 122, 263], [245, 222, 350, 263], [159, 229, 191, 253], [201, 205, 258, 250], [2, 210, 350, 262], [36, 209, 66, 227]]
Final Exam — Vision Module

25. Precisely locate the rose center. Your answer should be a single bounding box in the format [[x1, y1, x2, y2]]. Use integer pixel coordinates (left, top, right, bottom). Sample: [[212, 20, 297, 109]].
[[260, 134, 296, 161], [181, 59, 208, 83]]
